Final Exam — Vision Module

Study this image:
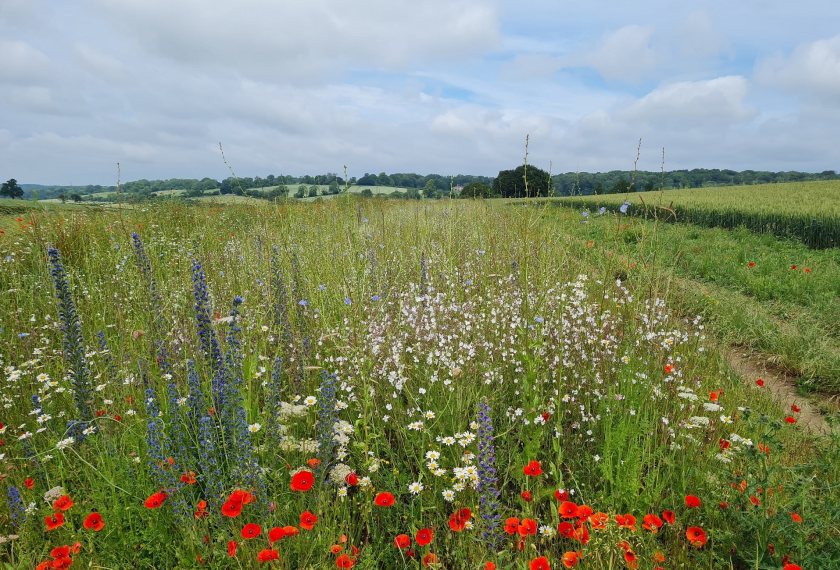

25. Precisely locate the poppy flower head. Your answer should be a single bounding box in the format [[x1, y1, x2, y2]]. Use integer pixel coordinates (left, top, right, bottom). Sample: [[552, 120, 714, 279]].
[[257, 549, 279, 563], [559, 501, 579, 518], [53, 495, 74, 512], [336, 553, 355, 568], [790, 512, 803, 523], [24, 477, 34, 490], [642, 513, 663, 533], [300, 510, 318, 530], [661, 510, 675, 525], [504, 517, 520, 535], [685, 495, 701, 508], [228, 540, 238, 557], [45, 512, 65, 531], [415, 527, 434, 547], [374, 492, 395, 507], [562, 551, 581, 568], [529, 556, 550, 570], [614, 514, 637, 531], [784, 416, 797, 424], [554, 489, 569, 501], [394, 534, 411, 549], [181, 471, 197, 485], [756, 378, 765, 387], [291, 470, 315, 492], [747, 261, 756, 268], [345, 472, 359, 486], [686, 526, 707, 548], [83, 512, 105, 531], [144, 491, 168, 509], [520, 490, 533, 502], [422, 553, 437, 567], [241, 523, 262, 539], [522, 460, 543, 476], [589, 512, 608, 530]]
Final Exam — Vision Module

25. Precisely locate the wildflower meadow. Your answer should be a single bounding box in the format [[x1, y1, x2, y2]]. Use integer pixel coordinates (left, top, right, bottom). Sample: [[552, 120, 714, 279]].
[[0, 199, 837, 569]]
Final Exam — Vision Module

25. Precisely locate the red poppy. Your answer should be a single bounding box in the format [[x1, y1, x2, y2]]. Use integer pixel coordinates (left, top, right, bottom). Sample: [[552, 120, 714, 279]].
[[562, 551, 581, 568], [557, 521, 574, 538], [661, 510, 675, 525], [589, 512, 608, 529], [559, 501, 579, 518], [791, 512, 803, 523], [554, 489, 569, 501], [791, 404, 801, 413], [83, 512, 105, 531], [529, 556, 550, 570], [664, 363, 674, 374], [222, 499, 243, 518], [291, 470, 315, 492], [449, 508, 471, 532], [45, 512, 65, 531], [485, 563, 497, 570], [181, 471, 197, 485], [268, 527, 287, 543], [394, 534, 411, 549], [194, 499, 208, 519], [685, 495, 701, 508], [422, 553, 437, 567], [330, 544, 343, 555], [783, 564, 802, 570], [283, 525, 300, 537], [790, 265, 798, 270], [504, 517, 520, 534], [241, 523, 262, 539], [24, 477, 34, 490], [521, 490, 533, 502], [576, 504, 593, 520], [229, 489, 255, 504], [623, 549, 638, 569], [756, 378, 765, 387], [336, 554, 355, 568], [614, 514, 637, 531], [719, 438, 731, 450], [784, 416, 797, 424], [300, 510, 318, 530], [53, 495, 74, 511], [144, 491, 168, 509], [257, 549, 279, 563], [518, 518, 537, 536], [374, 492, 395, 507], [522, 460, 543, 476], [345, 472, 359, 486], [747, 261, 756, 268], [686, 526, 707, 548], [307, 457, 321, 468], [228, 540, 238, 557], [415, 527, 433, 546], [642, 513, 663, 533]]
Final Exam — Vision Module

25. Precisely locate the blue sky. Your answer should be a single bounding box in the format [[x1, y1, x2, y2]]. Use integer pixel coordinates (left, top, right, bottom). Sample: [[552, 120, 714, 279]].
[[1, 0, 839, 184]]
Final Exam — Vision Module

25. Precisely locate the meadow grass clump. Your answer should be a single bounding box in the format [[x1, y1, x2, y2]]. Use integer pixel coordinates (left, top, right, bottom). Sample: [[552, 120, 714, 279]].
[[0, 198, 836, 568]]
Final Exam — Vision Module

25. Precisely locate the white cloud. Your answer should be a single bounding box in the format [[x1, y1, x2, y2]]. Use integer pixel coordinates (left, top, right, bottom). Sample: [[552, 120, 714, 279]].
[[622, 76, 755, 126], [756, 35, 840, 100], [572, 25, 658, 82], [90, 0, 500, 80], [0, 40, 51, 83]]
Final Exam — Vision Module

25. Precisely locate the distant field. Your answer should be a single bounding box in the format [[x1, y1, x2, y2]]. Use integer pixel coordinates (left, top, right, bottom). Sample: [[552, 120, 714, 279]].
[[553, 181, 840, 248]]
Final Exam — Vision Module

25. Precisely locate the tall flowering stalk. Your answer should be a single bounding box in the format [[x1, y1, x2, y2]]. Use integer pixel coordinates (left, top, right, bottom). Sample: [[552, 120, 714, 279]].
[[197, 415, 223, 511], [131, 233, 173, 375], [191, 259, 223, 373], [7, 486, 24, 528], [47, 247, 93, 432], [476, 399, 502, 549], [316, 370, 337, 476], [265, 357, 285, 449]]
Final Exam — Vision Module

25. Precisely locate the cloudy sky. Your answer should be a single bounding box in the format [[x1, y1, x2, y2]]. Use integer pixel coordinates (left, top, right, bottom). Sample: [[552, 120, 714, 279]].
[[1, 1, 839, 185]]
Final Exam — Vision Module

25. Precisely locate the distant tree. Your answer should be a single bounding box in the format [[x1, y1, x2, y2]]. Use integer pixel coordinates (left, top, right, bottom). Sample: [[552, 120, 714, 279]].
[[493, 166, 551, 198], [70, 193, 83, 202], [405, 187, 421, 200], [356, 173, 377, 186], [295, 185, 306, 198], [610, 179, 631, 194], [328, 180, 340, 195], [308, 185, 319, 197], [0, 178, 24, 199], [422, 179, 439, 199], [460, 182, 491, 198], [359, 188, 373, 197], [59, 194, 67, 203]]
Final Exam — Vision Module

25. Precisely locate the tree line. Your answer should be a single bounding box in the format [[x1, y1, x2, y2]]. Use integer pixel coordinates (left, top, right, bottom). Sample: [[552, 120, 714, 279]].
[[10, 167, 839, 201]]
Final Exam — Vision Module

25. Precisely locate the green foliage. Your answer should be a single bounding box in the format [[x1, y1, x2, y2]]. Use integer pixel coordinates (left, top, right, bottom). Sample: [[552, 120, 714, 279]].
[[493, 165, 552, 198], [460, 182, 492, 198], [0, 178, 23, 199]]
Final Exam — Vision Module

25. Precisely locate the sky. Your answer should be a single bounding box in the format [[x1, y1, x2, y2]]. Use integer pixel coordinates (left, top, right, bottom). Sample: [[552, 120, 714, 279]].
[[1, 1, 839, 185]]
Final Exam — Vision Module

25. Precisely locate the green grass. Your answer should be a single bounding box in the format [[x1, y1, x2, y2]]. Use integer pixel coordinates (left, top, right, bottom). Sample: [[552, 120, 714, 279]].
[[554, 181, 840, 248], [0, 199, 836, 569]]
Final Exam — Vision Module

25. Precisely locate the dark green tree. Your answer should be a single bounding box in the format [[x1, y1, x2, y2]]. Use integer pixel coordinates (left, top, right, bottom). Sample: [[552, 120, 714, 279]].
[[492, 166, 551, 198], [460, 182, 491, 198], [422, 180, 439, 199], [0, 178, 24, 199]]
